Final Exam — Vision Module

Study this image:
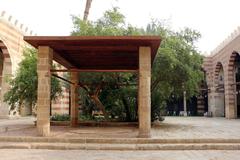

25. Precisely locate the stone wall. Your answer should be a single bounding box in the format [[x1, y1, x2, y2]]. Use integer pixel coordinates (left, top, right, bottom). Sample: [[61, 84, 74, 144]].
[[0, 11, 27, 117], [0, 11, 69, 118], [52, 88, 70, 115], [203, 27, 240, 119]]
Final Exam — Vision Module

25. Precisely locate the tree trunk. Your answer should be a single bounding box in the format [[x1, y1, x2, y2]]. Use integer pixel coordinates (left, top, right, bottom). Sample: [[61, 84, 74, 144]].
[[18, 99, 23, 116], [90, 95, 108, 118], [29, 101, 33, 115], [121, 95, 131, 121], [83, 0, 92, 21]]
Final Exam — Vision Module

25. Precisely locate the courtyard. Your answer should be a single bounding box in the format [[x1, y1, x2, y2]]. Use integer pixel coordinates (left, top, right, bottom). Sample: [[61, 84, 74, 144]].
[[0, 116, 240, 139], [2, 0, 240, 159]]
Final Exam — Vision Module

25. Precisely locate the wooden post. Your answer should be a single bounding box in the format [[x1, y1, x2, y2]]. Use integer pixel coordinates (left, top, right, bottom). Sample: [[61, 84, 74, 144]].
[[36, 46, 53, 136], [70, 72, 79, 127], [138, 46, 151, 138]]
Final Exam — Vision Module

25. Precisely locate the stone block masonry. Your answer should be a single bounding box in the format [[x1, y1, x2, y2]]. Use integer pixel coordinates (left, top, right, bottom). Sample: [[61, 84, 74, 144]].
[[36, 46, 53, 136], [0, 11, 70, 118], [138, 47, 151, 138], [203, 26, 240, 119]]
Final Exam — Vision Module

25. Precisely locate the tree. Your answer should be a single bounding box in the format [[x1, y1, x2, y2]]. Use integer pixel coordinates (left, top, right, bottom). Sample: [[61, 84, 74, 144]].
[[147, 21, 203, 118], [72, 7, 141, 120], [83, 0, 93, 21], [72, 7, 141, 36], [71, 7, 203, 121], [4, 47, 62, 112]]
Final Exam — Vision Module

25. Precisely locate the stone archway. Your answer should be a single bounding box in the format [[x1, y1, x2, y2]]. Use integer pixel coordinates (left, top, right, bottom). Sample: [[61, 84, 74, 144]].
[[0, 40, 12, 118], [0, 49, 4, 101], [213, 62, 225, 117], [225, 51, 240, 119], [234, 53, 240, 117]]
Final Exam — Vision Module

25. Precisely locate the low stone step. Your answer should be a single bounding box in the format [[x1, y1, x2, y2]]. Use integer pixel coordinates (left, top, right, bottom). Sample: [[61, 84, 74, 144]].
[[0, 142, 240, 150], [1, 137, 240, 144]]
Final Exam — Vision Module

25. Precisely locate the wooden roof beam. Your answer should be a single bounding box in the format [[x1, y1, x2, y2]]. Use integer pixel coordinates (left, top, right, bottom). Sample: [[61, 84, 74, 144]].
[[53, 51, 75, 69]]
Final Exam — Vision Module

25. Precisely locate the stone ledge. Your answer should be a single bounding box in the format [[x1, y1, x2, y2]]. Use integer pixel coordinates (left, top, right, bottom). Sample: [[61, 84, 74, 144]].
[[0, 142, 240, 150], [1, 136, 240, 144]]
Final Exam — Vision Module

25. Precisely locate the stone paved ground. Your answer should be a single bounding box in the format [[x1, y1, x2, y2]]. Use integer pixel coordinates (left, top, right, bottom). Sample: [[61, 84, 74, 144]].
[[152, 117, 240, 139], [1, 116, 240, 139], [1, 117, 240, 159], [0, 149, 240, 160], [0, 116, 35, 134]]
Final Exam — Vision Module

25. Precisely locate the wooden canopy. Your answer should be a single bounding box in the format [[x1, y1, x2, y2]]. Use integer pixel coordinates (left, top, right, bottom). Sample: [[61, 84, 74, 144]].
[[28, 35, 161, 137], [24, 36, 161, 71]]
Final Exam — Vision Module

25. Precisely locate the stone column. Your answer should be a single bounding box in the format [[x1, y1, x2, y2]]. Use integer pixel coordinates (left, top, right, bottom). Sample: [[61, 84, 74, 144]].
[[36, 46, 53, 136], [213, 89, 225, 117], [183, 91, 187, 116], [197, 95, 205, 116], [70, 72, 79, 127], [208, 82, 220, 117], [224, 70, 236, 119], [138, 46, 151, 138], [0, 56, 12, 118]]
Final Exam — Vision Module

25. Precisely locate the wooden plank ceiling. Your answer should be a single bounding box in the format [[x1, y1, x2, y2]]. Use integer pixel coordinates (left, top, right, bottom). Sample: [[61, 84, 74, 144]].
[[24, 36, 161, 71]]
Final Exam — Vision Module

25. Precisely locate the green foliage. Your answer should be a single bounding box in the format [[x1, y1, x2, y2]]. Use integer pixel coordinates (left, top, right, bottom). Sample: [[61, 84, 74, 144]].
[[51, 114, 70, 121], [149, 23, 203, 118], [71, 7, 141, 36], [71, 7, 203, 121], [79, 114, 93, 121], [78, 72, 138, 121], [4, 47, 62, 110]]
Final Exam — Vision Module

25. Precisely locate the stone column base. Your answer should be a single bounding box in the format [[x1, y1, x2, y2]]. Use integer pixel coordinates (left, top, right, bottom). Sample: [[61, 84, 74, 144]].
[[138, 131, 151, 138], [37, 123, 50, 137]]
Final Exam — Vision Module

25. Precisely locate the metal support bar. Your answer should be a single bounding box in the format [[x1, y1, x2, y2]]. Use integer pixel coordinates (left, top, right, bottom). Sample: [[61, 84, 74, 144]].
[[51, 74, 74, 85], [50, 69, 138, 73]]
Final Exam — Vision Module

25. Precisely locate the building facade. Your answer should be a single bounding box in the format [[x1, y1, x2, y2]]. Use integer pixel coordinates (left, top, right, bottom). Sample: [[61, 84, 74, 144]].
[[0, 11, 69, 118], [203, 27, 240, 119]]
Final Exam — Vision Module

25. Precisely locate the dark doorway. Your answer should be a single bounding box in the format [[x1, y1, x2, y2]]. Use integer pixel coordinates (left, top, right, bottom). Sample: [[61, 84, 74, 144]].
[[215, 63, 225, 117], [234, 53, 240, 117], [0, 49, 3, 102]]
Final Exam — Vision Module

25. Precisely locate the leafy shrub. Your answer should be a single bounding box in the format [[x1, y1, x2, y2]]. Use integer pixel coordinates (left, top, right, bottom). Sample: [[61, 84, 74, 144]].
[[79, 114, 93, 121], [51, 114, 70, 121]]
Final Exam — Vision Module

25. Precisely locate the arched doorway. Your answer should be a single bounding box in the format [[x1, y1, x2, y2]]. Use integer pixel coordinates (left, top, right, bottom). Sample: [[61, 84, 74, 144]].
[[0, 49, 4, 101], [225, 51, 240, 119], [234, 53, 240, 117], [214, 62, 225, 117], [0, 40, 12, 118]]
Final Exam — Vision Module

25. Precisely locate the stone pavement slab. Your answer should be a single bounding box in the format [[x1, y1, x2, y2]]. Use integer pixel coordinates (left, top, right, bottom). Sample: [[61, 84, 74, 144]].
[[0, 150, 240, 160], [1, 142, 240, 150], [1, 117, 240, 140]]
